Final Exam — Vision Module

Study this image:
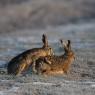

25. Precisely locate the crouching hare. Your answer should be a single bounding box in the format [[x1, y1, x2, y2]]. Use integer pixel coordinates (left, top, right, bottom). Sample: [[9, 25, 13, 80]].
[[7, 34, 54, 75], [35, 40, 75, 76]]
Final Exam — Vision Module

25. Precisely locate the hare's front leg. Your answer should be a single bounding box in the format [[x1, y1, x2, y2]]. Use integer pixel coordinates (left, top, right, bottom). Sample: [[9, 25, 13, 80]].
[[32, 61, 38, 74]]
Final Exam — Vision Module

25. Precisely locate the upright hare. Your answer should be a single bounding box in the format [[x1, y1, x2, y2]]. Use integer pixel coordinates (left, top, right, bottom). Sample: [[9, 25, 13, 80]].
[[7, 34, 54, 75], [35, 40, 75, 76]]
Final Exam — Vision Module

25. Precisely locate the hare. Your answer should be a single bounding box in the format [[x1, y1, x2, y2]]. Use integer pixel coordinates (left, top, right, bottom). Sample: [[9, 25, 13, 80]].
[[35, 40, 75, 76], [7, 34, 54, 75]]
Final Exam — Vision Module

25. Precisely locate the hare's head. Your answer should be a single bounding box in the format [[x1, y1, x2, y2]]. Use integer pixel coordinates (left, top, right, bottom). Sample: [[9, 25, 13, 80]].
[[43, 46, 54, 56], [60, 39, 75, 60], [41, 34, 54, 56]]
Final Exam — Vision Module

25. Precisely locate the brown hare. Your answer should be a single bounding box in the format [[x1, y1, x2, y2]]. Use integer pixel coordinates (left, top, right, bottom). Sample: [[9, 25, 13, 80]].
[[7, 34, 54, 75], [35, 40, 75, 76]]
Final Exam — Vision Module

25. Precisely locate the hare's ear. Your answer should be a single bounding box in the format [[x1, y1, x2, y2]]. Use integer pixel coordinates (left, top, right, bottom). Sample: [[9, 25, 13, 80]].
[[60, 39, 71, 51], [60, 39, 63, 44], [60, 39, 67, 49], [67, 40, 71, 50], [42, 34, 48, 47]]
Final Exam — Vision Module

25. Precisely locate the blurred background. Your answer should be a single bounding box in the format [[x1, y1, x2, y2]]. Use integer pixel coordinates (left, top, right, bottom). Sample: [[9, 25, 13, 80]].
[[0, 0, 95, 32]]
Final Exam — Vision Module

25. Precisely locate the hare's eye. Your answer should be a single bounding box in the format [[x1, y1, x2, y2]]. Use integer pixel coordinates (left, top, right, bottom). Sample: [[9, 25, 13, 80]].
[[50, 48, 52, 52]]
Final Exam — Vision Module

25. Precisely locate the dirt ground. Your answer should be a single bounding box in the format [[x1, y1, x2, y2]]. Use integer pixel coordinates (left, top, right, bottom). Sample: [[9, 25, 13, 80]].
[[0, 22, 95, 95]]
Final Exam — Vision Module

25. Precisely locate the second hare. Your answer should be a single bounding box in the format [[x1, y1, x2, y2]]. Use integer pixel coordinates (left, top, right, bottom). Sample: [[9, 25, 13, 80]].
[[35, 40, 75, 76], [7, 34, 54, 75]]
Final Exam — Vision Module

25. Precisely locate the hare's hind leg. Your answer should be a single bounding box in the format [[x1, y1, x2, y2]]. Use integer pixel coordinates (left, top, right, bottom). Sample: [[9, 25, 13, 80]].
[[35, 61, 45, 75], [35, 60, 51, 75], [15, 63, 26, 76], [42, 68, 65, 76]]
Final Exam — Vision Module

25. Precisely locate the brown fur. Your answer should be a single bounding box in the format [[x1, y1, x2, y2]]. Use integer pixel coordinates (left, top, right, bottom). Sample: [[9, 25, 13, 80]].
[[7, 34, 54, 75], [35, 40, 75, 76]]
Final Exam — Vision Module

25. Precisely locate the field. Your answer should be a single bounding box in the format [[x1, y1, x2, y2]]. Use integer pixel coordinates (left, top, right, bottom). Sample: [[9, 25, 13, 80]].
[[0, 0, 95, 95]]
